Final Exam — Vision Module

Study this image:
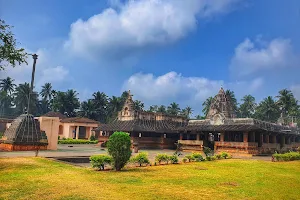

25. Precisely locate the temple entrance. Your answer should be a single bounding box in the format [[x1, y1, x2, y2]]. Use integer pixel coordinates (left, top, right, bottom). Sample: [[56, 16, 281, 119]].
[[79, 126, 86, 139]]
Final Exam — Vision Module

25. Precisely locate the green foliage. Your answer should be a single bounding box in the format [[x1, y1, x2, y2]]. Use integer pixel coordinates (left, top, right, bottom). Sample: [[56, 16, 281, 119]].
[[203, 146, 213, 157], [221, 152, 229, 159], [130, 152, 150, 167], [58, 136, 60, 140], [272, 152, 300, 162], [0, 131, 3, 138], [169, 155, 179, 164], [182, 158, 188, 163], [191, 152, 204, 162], [254, 96, 280, 123], [184, 155, 195, 162], [155, 154, 170, 164], [107, 132, 132, 171], [0, 20, 27, 71], [206, 156, 217, 161], [90, 135, 96, 141], [90, 154, 112, 170], [58, 139, 98, 144], [202, 96, 213, 117]]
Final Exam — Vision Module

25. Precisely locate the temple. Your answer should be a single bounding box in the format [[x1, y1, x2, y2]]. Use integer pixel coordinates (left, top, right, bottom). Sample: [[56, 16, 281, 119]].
[[94, 88, 300, 155]]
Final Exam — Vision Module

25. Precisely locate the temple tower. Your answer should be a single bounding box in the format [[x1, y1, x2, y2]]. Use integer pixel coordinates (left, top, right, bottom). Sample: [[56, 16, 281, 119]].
[[118, 90, 137, 121], [206, 87, 236, 119]]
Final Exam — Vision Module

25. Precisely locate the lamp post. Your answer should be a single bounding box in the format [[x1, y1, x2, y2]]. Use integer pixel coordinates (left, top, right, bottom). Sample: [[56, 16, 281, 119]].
[[27, 54, 38, 115]]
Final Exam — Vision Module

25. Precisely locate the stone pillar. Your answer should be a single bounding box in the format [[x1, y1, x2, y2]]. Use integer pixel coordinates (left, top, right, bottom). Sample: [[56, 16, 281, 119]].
[[220, 132, 224, 142], [259, 133, 263, 147], [179, 133, 183, 140], [271, 135, 276, 143], [266, 134, 269, 143], [252, 132, 256, 143], [160, 134, 164, 149], [243, 132, 248, 143], [287, 136, 291, 145], [196, 133, 200, 141], [75, 126, 79, 139], [280, 135, 285, 148]]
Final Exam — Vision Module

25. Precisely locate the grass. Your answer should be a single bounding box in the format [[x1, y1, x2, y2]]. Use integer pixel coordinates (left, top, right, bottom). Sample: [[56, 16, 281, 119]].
[[0, 158, 299, 200]]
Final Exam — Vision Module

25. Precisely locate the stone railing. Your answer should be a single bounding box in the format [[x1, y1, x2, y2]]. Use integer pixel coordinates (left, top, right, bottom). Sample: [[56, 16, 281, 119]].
[[214, 141, 258, 154], [178, 140, 203, 146]]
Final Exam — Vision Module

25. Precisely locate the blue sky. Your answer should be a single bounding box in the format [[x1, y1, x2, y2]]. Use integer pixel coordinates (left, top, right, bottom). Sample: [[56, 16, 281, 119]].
[[1, 0, 300, 116]]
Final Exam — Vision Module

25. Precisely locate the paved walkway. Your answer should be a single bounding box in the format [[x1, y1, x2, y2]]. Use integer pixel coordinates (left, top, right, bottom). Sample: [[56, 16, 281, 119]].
[[0, 144, 272, 161]]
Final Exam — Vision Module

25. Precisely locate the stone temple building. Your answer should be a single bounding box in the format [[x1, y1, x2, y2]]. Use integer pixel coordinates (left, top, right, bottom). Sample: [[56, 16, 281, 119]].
[[94, 88, 300, 155]]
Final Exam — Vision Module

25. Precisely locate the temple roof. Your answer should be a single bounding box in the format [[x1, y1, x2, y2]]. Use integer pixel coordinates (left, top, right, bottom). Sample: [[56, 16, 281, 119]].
[[180, 118, 300, 135], [42, 111, 67, 119], [2, 114, 48, 145], [93, 119, 187, 133], [60, 117, 99, 124]]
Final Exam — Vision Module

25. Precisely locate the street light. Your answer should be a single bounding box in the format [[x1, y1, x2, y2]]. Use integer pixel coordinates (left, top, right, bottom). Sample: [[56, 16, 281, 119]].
[[27, 54, 38, 115]]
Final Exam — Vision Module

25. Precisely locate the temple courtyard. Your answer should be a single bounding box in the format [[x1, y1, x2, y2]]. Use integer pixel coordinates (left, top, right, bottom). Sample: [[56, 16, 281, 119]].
[[0, 157, 299, 200]]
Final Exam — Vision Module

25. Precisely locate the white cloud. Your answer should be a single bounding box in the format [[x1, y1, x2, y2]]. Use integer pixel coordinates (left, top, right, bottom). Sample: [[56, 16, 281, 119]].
[[65, 0, 242, 60], [230, 37, 298, 76], [291, 85, 300, 100], [123, 71, 263, 111], [0, 49, 69, 89]]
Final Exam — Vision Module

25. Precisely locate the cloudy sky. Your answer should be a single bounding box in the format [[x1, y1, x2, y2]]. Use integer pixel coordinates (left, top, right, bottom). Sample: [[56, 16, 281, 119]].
[[1, 0, 300, 116]]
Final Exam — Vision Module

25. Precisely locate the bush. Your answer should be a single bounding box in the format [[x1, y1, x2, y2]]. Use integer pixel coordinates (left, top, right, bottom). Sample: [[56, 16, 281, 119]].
[[90, 135, 96, 141], [191, 152, 204, 162], [215, 154, 222, 160], [169, 155, 179, 164], [184, 155, 195, 162], [130, 152, 150, 167], [58, 136, 60, 140], [155, 154, 170, 164], [221, 152, 229, 159], [273, 152, 300, 162], [203, 146, 213, 157], [90, 155, 112, 170], [107, 132, 132, 171], [182, 158, 188, 163], [206, 156, 217, 161], [58, 139, 98, 144]]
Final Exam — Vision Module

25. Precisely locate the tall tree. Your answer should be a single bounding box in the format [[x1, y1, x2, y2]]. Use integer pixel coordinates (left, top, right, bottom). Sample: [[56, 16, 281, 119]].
[[239, 95, 256, 118], [194, 115, 205, 120], [52, 90, 80, 117], [182, 106, 193, 118], [134, 100, 144, 111], [157, 105, 166, 113], [276, 89, 295, 117], [78, 99, 97, 120], [202, 96, 213, 117], [14, 83, 38, 115], [167, 102, 180, 116], [254, 96, 280, 122], [0, 90, 14, 116], [40, 83, 53, 101], [92, 91, 108, 122], [148, 105, 158, 112], [0, 20, 27, 70], [225, 89, 238, 113], [0, 77, 16, 94]]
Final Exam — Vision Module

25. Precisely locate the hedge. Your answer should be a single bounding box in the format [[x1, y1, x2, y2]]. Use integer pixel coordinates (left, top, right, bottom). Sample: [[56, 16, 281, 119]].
[[273, 152, 300, 162], [58, 139, 98, 144]]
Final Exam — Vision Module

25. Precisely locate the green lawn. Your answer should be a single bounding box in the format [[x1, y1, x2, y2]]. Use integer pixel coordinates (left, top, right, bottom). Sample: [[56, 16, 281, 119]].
[[0, 158, 299, 200]]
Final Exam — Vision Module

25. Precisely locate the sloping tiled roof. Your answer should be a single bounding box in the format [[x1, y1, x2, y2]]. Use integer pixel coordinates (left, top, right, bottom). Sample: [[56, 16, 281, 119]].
[[60, 117, 99, 124], [94, 119, 187, 133], [0, 118, 14, 123], [42, 111, 67, 119], [2, 114, 48, 145]]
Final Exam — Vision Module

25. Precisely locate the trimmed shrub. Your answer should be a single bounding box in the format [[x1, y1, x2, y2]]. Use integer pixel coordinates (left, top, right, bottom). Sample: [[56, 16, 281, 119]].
[[90, 135, 96, 141], [130, 152, 150, 167], [206, 156, 217, 161], [221, 152, 229, 159], [273, 152, 300, 162], [155, 154, 170, 164], [58, 139, 98, 144], [107, 132, 132, 171], [184, 155, 195, 162], [215, 154, 222, 160], [169, 155, 179, 164], [90, 155, 113, 170], [182, 158, 188, 163], [192, 152, 204, 162]]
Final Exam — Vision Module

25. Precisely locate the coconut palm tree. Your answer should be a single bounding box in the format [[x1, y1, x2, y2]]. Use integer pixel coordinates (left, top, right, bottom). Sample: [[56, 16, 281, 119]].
[[134, 100, 144, 111], [79, 99, 97, 120], [14, 83, 38, 114], [182, 106, 193, 118], [52, 90, 80, 117], [239, 95, 256, 118], [254, 96, 280, 122], [157, 105, 166, 113], [226, 89, 238, 112], [276, 89, 294, 117], [0, 90, 14, 116], [148, 105, 158, 112], [0, 77, 16, 95], [202, 96, 213, 117], [40, 83, 52, 101], [167, 102, 180, 116]]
